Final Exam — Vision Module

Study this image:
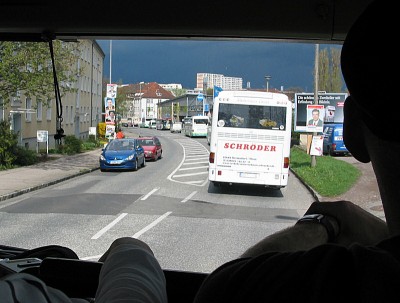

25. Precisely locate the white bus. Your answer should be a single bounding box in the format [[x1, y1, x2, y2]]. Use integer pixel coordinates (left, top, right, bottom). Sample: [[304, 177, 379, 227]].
[[208, 90, 292, 189], [183, 115, 209, 137]]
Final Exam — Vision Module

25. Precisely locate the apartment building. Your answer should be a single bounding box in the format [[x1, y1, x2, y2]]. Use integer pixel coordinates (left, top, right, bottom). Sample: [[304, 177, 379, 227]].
[[0, 40, 105, 150], [196, 73, 243, 91]]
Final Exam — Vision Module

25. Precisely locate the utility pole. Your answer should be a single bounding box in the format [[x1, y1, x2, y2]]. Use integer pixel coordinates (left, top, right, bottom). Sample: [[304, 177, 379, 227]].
[[109, 40, 112, 84], [311, 44, 319, 167]]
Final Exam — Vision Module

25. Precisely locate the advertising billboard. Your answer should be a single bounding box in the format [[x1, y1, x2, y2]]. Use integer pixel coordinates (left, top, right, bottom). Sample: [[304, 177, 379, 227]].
[[294, 93, 347, 132]]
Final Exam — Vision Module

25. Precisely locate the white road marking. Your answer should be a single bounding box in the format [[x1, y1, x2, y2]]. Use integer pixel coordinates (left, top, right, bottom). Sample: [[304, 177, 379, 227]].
[[168, 138, 210, 186], [91, 212, 128, 239], [140, 187, 160, 200], [183, 161, 208, 167], [173, 171, 209, 178], [181, 191, 197, 203], [179, 166, 208, 171], [133, 211, 172, 238]]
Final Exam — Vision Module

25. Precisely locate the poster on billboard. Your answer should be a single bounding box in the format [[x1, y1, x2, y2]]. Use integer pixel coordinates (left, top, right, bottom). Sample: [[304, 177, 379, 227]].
[[104, 97, 116, 125], [105, 97, 115, 111], [294, 93, 347, 132], [105, 124, 115, 139], [306, 104, 324, 133], [309, 135, 324, 156], [107, 84, 118, 98]]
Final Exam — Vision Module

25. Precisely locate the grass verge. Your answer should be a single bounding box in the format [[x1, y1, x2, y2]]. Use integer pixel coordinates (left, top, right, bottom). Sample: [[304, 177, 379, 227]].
[[290, 146, 361, 197]]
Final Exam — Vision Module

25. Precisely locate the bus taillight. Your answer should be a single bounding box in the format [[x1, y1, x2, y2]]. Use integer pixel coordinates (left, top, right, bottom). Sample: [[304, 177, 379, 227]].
[[209, 152, 215, 163], [283, 157, 290, 168]]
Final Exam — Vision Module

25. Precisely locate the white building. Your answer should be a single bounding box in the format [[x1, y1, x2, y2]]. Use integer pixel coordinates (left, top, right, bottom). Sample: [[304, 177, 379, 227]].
[[159, 83, 183, 90], [0, 40, 105, 150], [196, 73, 243, 91]]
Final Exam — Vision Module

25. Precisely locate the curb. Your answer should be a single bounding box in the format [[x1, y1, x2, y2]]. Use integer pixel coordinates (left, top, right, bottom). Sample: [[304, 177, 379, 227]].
[[0, 167, 99, 202], [289, 168, 321, 203]]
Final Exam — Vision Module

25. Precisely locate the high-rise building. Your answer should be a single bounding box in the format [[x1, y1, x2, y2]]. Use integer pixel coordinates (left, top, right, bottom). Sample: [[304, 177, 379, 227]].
[[196, 73, 243, 91]]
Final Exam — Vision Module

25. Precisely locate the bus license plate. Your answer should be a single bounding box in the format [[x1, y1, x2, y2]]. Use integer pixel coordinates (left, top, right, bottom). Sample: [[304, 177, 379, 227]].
[[240, 172, 258, 178]]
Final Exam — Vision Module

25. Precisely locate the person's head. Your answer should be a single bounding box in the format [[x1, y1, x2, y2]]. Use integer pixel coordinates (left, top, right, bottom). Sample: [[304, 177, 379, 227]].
[[341, 0, 400, 235], [311, 109, 320, 121], [341, 0, 396, 164], [109, 111, 115, 117], [107, 99, 113, 107]]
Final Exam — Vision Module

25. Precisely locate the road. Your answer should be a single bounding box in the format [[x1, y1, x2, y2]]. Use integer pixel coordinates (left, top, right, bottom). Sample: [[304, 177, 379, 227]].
[[0, 127, 315, 273]]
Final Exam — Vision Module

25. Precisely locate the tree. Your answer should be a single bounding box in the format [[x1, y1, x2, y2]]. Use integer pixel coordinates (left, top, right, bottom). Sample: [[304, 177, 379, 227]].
[[0, 41, 82, 107], [114, 82, 130, 118], [0, 120, 18, 168], [170, 88, 187, 97], [316, 46, 343, 93]]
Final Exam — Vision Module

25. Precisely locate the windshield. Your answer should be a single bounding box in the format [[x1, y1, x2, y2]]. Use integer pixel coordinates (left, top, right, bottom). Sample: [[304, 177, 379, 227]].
[[106, 139, 135, 150], [0, 38, 363, 277]]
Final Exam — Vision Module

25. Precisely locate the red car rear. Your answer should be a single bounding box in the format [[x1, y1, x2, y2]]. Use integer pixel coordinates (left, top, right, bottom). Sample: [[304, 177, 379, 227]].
[[137, 136, 163, 161]]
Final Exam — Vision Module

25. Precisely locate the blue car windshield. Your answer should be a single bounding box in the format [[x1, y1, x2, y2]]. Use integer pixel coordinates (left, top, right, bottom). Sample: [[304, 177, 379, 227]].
[[107, 140, 135, 151]]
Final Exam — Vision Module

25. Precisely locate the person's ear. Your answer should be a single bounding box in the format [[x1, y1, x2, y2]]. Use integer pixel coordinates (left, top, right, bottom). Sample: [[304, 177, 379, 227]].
[[343, 96, 370, 163]]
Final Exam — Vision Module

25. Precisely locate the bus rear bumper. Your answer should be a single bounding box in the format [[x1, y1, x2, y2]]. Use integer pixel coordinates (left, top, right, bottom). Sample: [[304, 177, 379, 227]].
[[208, 168, 288, 187]]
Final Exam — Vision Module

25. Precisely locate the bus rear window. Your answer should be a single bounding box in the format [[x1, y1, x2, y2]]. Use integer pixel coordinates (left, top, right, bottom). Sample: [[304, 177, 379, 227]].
[[217, 103, 287, 130]]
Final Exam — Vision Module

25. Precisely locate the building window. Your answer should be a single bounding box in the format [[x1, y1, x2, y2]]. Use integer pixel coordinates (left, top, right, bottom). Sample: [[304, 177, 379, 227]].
[[65, 106, 69, 124], [46, 100, 52, 121], [37, 100, 42, 121], [25, 98, 32, 122], [71, 106, 74, 124]]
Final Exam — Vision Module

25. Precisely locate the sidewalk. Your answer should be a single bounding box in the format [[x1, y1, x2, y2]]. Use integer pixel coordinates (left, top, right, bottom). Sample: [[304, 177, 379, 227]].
[[0, 149, 101, 202]]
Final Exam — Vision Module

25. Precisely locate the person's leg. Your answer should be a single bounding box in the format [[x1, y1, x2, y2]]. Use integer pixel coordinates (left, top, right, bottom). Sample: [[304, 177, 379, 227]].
[[95, 237, 167, 303]]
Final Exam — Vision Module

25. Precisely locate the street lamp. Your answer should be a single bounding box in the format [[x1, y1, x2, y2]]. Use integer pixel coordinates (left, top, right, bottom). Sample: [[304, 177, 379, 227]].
[[265, 75, 271, 92]]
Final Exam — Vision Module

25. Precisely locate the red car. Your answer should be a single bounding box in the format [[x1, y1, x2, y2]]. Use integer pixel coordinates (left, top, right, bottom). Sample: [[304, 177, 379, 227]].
[[137, 136, 163, 161]]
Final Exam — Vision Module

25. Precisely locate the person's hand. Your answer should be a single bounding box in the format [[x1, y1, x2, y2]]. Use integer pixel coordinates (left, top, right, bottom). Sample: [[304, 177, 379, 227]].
[[305, 200, 389, 246]]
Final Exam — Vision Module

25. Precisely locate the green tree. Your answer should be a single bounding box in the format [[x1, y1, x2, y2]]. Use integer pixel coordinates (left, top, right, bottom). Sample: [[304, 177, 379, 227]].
[[115, 84, 130, 118], [0, 120, 18, 168], [0, 41, 81, 107], [171, 88, 187, 97], [174, 103, 180, 119], [317, 46, 343, 93], [318, 48, 330, 91], [330, 48, 342, 92]]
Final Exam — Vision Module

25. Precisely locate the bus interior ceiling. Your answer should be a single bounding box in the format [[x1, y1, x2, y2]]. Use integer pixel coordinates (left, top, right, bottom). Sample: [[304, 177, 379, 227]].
[[0, 0, 373, 43]]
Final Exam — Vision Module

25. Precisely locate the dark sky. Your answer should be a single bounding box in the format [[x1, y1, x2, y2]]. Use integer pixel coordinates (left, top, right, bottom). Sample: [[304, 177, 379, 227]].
[[97, 40, 339, 92]]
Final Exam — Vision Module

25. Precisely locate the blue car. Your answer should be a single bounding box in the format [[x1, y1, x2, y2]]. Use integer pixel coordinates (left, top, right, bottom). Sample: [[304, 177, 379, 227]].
[[99, 138, 146, 172]]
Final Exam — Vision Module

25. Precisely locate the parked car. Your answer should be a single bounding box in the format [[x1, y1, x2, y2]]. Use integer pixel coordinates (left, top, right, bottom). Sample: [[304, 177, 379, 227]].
[[137, 136, 163, 161], [99, 138, 146, 172], [322, 123, 350, 156]]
